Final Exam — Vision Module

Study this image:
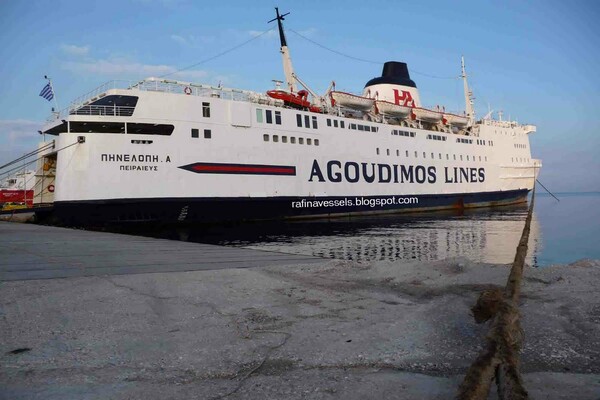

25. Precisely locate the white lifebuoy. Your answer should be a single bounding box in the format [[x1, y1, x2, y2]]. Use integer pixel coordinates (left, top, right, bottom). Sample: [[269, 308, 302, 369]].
[[184, 87, 192, 95], [48, 184, 55, 193]]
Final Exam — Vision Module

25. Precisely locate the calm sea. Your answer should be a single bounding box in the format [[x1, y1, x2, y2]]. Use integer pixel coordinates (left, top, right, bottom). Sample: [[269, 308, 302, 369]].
[[115, 192, 599, 267]]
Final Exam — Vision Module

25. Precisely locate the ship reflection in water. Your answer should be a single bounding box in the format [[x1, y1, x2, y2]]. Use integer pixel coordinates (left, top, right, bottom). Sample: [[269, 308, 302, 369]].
[[121, 202, 542, 266]]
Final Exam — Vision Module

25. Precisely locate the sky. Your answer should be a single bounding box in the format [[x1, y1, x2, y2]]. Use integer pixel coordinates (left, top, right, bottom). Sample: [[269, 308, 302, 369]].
[[0, 0, 598, 192]]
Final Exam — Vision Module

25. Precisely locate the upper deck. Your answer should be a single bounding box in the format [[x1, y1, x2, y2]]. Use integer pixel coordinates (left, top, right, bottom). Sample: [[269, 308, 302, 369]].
[[44, 77, 536, 139]]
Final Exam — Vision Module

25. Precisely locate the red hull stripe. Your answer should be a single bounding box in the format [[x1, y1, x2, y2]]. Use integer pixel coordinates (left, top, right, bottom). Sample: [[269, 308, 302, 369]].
[[179, 162, 296, 176]]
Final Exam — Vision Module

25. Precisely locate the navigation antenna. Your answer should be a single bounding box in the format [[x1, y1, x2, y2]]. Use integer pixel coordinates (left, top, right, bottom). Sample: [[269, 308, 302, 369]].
[[269, 8, 297, 93], [461, 56, 475, 125]]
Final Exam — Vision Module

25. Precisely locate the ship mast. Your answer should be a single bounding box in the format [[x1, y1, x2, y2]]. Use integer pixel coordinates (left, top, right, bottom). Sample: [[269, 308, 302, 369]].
[[461, 56, 475, 125], [269, 8, 298, 93]]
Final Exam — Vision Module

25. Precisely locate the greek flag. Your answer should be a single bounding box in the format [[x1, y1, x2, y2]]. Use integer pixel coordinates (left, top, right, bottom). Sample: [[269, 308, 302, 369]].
[[39, 83, 54, 101]]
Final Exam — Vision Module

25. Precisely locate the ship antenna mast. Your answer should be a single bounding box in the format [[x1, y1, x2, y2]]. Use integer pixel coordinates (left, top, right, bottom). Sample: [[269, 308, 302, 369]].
[[269, 7, 297, 93], [461, 56, 475, 125]]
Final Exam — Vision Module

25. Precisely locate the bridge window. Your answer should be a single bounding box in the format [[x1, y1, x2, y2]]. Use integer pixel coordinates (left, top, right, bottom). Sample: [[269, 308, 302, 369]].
[[68, 121, 126, 134], [191, 128, 199, 138], [204, 129, 211, 139], [296, 114, 302, 127], [312, 116, 318, 129], [127, 123, 174, 135], [256, 109, 263, 123], [266, 110, 273, 124]]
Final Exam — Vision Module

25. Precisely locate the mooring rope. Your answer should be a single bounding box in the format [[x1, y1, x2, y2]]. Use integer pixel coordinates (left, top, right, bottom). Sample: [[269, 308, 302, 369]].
[[535, 179, 559, 202], [456, 186, 536, 400]]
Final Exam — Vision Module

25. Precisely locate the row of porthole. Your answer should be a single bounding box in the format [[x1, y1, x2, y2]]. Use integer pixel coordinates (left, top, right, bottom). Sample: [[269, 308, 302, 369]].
[[263, 134, 319, 146], [376, 148, 489, 162], [512, 157, 530, 163]]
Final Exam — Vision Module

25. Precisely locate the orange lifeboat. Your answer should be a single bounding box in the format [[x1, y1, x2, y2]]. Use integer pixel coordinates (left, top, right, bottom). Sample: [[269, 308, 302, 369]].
[[266, 89, 321, 113]]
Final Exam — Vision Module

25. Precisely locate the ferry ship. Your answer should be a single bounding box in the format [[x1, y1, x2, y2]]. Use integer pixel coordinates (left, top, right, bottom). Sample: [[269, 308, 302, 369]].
[[34, 9, 541, 225]]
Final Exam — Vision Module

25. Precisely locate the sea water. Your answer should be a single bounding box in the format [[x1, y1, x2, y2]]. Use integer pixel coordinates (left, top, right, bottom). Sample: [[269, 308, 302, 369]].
[[121, 192, 599, 267]]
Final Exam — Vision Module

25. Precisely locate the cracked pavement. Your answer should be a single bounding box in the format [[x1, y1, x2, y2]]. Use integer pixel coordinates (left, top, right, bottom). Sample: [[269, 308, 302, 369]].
[[1, 257, 599, 399]]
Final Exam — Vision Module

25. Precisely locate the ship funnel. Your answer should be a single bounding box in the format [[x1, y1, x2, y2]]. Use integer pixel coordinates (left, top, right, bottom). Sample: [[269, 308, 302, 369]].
[[363, 61, 421, 108]]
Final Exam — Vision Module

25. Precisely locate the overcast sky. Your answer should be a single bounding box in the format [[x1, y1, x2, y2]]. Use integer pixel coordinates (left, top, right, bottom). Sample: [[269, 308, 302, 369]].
[[0, 0, 598, 192]]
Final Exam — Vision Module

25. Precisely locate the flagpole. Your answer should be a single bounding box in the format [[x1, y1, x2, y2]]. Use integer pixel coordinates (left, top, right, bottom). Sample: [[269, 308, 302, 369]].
[[44, 75, 60, 116]]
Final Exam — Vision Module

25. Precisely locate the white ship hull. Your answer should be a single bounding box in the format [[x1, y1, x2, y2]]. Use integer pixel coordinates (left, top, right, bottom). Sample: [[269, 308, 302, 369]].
[[38, 83, 540, 225]]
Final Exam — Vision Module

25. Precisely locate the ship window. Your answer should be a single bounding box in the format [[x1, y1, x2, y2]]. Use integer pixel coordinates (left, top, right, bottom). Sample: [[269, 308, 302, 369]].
[[414, 151, 418, 158], [340, 121, 345, 128], [460, 155, 463, 161], [191, 128, 199, 138], [376, 148, 380, 155], [299, 137, 304, 144], [431, 152, 434, 159], [275, 111, 281, 125], [263, 134, 269, 142], [304, 115, 310, 128], [273, 135, 279, 142], [266, 110, 273, 124], [350, 123, 356, 130], [126, 123, 174, 135], [405, 150, 409, 157], [327, 118, 332, 127], [202, 102, 210, 118], [387, 149, 390, 156], [282, 136, 288, 143], [446, 154, 449, 160], [396, 150, 400, 156], [410, 132, 415, 137], [256, 109, 263, 123], [69, 121, 126, 134], [291, 137, 296, 144], [204, 129, 211, 139], [358, 125, 364, 131], [423, 152, 426, 158], [454, 154, 456, 160], [372, 126, 378, 132], [296, 114, 302, 127], [307, 138, 312, 145], [334, 120, 338, 128], [314, 139, 319, 146], [485, 156, 488, 161], [312, 116, 318, 129], [479, 156, 482, 161], [439, 153, 442, 159]]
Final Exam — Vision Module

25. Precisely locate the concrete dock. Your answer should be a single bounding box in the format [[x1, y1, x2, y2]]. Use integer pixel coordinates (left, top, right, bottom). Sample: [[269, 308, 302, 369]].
[[0, 222, 324, 281], [1, 221, 599, 399]]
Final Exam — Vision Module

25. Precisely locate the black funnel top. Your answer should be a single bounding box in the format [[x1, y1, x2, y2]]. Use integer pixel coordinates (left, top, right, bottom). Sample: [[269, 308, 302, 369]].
[[364, 61, 417, 88]]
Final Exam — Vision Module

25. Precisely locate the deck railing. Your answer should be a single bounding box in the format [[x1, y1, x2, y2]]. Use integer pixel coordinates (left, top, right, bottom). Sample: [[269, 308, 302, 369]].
[[69, 105, 135, 117]]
